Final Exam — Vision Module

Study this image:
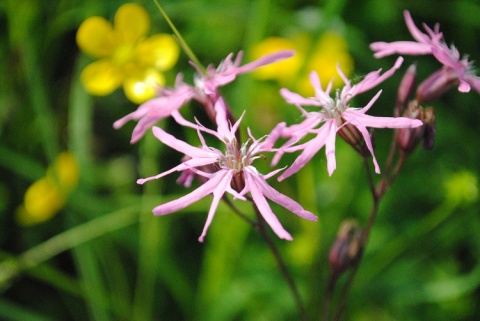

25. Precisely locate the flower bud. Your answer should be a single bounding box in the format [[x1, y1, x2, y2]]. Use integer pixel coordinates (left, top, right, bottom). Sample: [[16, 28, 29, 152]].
[[422, 107, 436, 150], [396, 101, 436, 155], [396, 101, 424, 154], [338, 122, 374, 158], [396, 63, 417, 116], [416, 67, 459, 103], [329, 219, 363, 275]]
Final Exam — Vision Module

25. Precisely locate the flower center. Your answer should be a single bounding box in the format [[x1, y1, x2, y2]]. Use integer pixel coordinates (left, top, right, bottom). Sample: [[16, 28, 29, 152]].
[[113, 44, 135, 67], [322, 91, 347, 120], [218, 139, 254, 172]]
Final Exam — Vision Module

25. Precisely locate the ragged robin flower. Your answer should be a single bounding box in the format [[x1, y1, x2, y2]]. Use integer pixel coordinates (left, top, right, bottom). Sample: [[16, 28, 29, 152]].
[[16, 152, 79, 226], [113, 50, 294, 143], [137, 98, 317, 242], [76, 3, 180, 104], [269, 58, 423, 178], [370, 10, 480, 97]]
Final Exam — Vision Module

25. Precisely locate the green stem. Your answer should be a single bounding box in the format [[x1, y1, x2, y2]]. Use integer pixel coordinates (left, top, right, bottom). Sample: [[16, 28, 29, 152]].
[[251, 202, 307, 321], [0, 207, 139, 289], [153, 0, 204, 71]]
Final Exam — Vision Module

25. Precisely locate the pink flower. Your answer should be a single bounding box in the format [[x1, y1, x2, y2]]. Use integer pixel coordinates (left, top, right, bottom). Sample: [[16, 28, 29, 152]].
[[113, 74, 197, 143], [194, 50, 295, 96], [370, 11, 480, 94], [114, 50, 295, 143], [272, 58, 423, 179], [138, 98, 316, 242]]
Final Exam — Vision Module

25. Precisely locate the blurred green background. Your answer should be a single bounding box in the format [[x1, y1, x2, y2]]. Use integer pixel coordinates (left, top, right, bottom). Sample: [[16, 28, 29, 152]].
[[1, 0, 479, 320]]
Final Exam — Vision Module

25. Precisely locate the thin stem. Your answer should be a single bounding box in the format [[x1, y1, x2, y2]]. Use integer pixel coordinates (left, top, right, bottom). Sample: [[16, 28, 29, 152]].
[[222, 196, 257, 226], [331, 150, 407, 320], [153, 0, 204, 71], [0, 207, 139, 289], [321, 272, 339, 321], [251, 202, 307, 321]]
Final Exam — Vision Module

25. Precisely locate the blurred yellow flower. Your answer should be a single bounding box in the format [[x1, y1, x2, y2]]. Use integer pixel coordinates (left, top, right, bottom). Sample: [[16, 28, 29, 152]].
[[16, 152, 79, 226], [250, 32, 354, 96], [76, 3, 180, 104], [444, 171, 478, 206]]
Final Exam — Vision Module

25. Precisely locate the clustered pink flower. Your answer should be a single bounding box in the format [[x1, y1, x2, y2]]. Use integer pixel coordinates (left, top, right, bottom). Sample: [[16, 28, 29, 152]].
[[269, 58, 423, 179], [138, 98, 317, 242], [114, 50, 295, 143], [370, 10, 480, 95]]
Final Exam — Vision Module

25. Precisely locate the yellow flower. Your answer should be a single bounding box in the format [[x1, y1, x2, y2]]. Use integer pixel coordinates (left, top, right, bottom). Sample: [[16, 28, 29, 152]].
[[16, 152, 79, 226], [76, 3, 180, 104], [250, 32, 354, 96], [444, 171, 478, 206]]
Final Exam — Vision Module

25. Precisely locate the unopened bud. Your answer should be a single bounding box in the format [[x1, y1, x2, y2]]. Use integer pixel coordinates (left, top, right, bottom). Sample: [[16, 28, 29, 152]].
[[416, 67, 458, 103], [338, 122, 374, 158], [329, 220, 363, 275], [396, 101, 424, 154], [422, 107, 436, 150], [396, 101, 436, 155], [396, 63, 417, 116]]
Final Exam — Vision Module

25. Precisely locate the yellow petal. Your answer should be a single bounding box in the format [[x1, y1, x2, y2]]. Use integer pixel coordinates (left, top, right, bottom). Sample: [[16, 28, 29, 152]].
[[76, 16, 116, 58], [114, 3, 150, 44], [19, 178, 65, 225], [47, 152, 79, 191], [80, 59, 123, 96], [136, 34, 180, 70], [123, 69, 165, 104]]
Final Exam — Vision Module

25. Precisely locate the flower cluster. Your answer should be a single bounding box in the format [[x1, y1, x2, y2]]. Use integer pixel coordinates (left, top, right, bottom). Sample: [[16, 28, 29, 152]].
[[113, 42, 425, 241]]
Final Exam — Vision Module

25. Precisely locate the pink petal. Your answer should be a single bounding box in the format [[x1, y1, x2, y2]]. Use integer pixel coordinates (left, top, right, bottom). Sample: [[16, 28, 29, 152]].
[[458, 80, 471, 93], [278, 120, 336, 181], [152, 170, 230, 216], [352, 57, 404, 96], [324, 121, 338, 176], [151, 126, 218, 159], [353, 123, 380, 174], [404, 10, 430, 44], [130, 108, 172, 143], [198, 170, 234, 242], [343, 110, 423, 129], [465, 75, 480, 93], [243, 169, 293, 240], [245, 167, 317, 221], [236, 50, 295, 74], [280, 88, 323, 107], [370, 41, 433, 58]]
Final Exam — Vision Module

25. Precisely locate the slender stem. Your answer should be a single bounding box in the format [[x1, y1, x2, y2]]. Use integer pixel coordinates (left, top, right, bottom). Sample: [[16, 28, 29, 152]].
[[222, 196, 257, 226], [153, 0, 205, 71], [331, 150, 407, 320], [251, 202, 307, 321], [0, 207, 139, 288], [322, 272, 339, 321]]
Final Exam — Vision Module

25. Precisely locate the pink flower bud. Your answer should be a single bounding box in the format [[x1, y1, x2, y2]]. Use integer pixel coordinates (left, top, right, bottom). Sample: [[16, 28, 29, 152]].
[[337, 123, 374, 158], [396, 101, 436, 155], [422, 107, 436, 150], [396, 63, 417, 116], [329, 220, 363, 275]]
